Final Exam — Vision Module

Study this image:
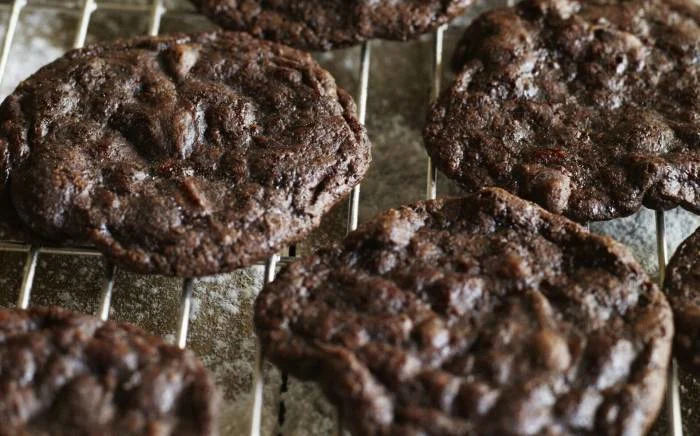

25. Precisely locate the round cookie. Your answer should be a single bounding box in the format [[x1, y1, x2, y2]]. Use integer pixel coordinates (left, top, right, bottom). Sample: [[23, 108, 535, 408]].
[[255, 188, 673, 435], [0, 306, 218, 436], [665, 227, 700, 372], [0, 31, 370, 276], [424, 0, 700, 222], [189, 0, 473, 51]]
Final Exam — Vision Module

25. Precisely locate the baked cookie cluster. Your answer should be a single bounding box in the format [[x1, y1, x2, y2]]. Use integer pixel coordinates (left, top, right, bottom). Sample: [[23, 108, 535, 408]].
[[0, 1, 696, 435]]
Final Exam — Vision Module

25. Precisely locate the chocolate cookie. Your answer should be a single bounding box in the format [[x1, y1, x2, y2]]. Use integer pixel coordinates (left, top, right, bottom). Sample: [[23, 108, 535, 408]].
[[255, 188, 672, 435], [665, 227, 700, 372], [424, 0, 700, 222], [189, 0, 473, 50], [0, 306, 218, 436], [0, 31, 370, 276]]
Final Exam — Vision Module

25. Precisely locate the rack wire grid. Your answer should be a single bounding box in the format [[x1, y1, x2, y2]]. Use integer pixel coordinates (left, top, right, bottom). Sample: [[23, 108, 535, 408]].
[[0, 1, 695, 435]]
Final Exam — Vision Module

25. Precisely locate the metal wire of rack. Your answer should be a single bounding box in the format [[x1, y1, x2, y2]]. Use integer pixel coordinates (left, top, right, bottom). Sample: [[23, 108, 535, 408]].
[[0, 2, 691, 436]]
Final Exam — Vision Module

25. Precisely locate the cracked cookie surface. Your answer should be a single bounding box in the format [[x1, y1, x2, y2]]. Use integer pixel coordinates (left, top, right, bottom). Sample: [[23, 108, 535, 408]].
[[665, 226, 700, 373], [190, 0, 473, 50], [255, 188, 672, 435], [0, 306, 218, 436], [0, 31, 370, 276], [424, 0, 700, 222]]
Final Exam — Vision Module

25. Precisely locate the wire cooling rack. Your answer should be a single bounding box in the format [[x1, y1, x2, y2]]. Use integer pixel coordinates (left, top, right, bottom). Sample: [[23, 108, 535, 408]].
[[0, 1, 692, 435]]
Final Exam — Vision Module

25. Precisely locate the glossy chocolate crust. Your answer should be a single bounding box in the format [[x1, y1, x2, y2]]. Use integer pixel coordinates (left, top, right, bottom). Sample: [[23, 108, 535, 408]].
[[190, 0, 473, 50], [0, 31, 370, 276], [425, 0, 700, 222], [0, 306, 218, 436], [665, 226, 700, 373], [255, 188, 673, 435]]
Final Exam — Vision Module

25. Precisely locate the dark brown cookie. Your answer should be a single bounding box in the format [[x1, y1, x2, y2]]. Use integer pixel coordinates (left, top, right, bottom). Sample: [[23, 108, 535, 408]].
[[665, 227, 700, 373], [255, 188, 673, 435], [189, 0, 473, 51], [0, 306, 218, 436], [0, 195, 26, 242], [0, 31, 370, 276], [424, 0, 700, 222]]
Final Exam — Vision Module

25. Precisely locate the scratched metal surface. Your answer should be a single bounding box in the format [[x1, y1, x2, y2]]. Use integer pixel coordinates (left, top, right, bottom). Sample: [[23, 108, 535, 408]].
[[0, 1, 697, 434]]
